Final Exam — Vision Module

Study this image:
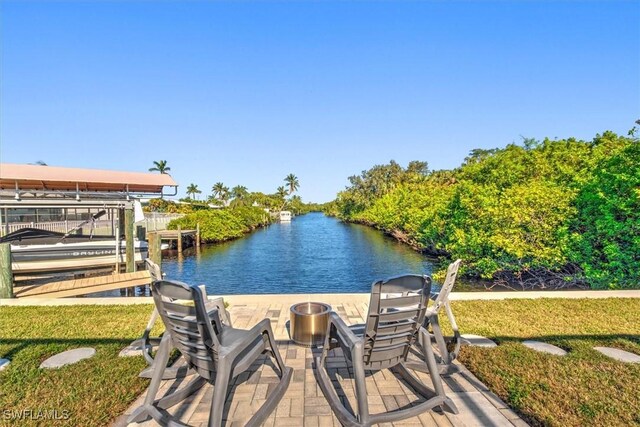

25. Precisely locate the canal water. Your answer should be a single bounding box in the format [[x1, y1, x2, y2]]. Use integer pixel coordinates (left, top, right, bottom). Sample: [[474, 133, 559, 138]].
[[162, 212, 454, 295]]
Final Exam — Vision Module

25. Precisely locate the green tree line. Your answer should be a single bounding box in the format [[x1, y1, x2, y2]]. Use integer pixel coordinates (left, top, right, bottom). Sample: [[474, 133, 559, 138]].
[[167, 207, 271, 243], [329, 131, 639, 290]]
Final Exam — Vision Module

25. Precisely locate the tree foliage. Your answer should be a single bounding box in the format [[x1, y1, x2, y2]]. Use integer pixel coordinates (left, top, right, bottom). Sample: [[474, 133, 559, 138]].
[[334, 132, 639, 289], [149, 160, 171, 174], [569, 142, 640, 289], [168, 207, 271, 243]]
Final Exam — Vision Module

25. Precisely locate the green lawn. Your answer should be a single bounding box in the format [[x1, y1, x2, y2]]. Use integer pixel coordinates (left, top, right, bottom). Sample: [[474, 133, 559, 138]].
[[0, 298, 638, 426], [451, 298, 640, 426], [0, 305, 157, 427]]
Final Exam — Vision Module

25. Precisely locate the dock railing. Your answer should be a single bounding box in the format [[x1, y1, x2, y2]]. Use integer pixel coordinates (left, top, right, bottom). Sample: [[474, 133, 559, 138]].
[[139, 213, 185, 232]]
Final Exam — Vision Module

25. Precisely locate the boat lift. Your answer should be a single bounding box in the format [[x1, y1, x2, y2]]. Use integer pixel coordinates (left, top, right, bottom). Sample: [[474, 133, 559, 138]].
[[0, 163, 178, 298]]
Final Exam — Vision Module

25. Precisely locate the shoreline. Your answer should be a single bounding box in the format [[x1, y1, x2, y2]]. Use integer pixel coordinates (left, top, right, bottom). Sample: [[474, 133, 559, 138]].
[[339, 217, 595, 291]]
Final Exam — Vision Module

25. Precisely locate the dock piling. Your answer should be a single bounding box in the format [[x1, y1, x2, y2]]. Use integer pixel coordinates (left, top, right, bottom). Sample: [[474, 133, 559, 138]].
[[0, 243, 14, 298], [148, 232, 162, 265], [196, 223, 201, 248], [177, 225, 183, 255], [125, 208, 135, 272]]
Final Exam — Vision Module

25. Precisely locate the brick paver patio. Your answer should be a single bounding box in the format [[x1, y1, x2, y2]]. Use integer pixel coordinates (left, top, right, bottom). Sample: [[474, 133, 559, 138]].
[[122, 295, 528, 427]]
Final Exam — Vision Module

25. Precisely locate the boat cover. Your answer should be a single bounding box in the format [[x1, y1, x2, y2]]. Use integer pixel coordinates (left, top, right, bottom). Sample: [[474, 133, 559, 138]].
[[0, 228, 65, 243]]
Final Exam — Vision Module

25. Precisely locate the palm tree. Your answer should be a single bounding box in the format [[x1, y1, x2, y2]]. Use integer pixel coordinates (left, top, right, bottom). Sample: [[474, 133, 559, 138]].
[[276, 186, 288, 199], [284, 173, 299, 195], [230, 185, 249, 207], [220, 186, 230, 205], [186, 183, 201, 200], [276, 186, 289, 211], [231, 185, 249, 200], [149, 160, 171, 174], [212, 182, 226, 200]]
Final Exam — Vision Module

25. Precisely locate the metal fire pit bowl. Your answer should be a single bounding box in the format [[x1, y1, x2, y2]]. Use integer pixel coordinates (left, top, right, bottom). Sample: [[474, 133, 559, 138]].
[[290, 302, 332, 347]]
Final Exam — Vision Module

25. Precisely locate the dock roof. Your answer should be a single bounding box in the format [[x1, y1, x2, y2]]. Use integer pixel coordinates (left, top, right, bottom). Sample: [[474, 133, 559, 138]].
[[0, 163, 178, 194]]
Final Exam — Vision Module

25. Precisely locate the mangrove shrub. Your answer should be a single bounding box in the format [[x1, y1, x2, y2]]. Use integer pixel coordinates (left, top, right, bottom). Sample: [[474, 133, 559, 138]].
[[334, 131, 639, 289]]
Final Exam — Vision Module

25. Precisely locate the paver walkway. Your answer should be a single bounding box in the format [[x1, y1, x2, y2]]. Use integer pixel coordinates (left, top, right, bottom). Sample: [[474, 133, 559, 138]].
[[122, 296, 527, 427]]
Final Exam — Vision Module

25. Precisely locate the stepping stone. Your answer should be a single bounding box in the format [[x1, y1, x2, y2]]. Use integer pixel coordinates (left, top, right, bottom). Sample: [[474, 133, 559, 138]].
[[0, 359, 10, 371], [461, 334, 497, 348], [594, 347, 640, 363], [522, 340, 567, 356], [119, 344, 146, 357], [119, 343, 156, 357], [40, 348, 96, 369]]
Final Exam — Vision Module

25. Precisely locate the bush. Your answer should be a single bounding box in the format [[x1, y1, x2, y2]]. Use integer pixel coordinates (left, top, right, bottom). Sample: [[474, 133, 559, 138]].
[[167, 207, 271, 243], [334, 132, 638, 289], [569, 143, 640, 289]]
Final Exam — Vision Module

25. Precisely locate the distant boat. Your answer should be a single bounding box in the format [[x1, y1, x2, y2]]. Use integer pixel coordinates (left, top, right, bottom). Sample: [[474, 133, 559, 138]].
[[1, 228, 148, 273], [279, 211, 292, 222]]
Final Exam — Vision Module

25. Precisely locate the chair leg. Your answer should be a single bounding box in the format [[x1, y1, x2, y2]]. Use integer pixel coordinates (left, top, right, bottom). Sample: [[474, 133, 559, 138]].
[[315, 354, 362, 427], [444, 302, 461, 361], [127, 333, 172, 424], [156, 376, 207, 410], [245, 332, 293, 427], [352, 349, 370, 425], [209, 362, 231, 427], [265, 327, 287, 376], [430, 315, 450, 365], [419, 329, 458, 414]]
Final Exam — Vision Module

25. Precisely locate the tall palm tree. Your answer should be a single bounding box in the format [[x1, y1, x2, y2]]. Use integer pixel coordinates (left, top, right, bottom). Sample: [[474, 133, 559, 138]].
[[186, 183, 201, 200], [276, 186, 289, 211], [212, 182, 226, 200], [220, 186, 231, 205], [230, 185, 249, 207], [149, 160, 171, 174], [231, 185, 249, 200], [284, 173, 299, 195]]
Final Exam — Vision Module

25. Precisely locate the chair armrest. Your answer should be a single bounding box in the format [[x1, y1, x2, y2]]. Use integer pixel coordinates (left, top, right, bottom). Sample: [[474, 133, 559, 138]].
[[328, 312, 362, 351]]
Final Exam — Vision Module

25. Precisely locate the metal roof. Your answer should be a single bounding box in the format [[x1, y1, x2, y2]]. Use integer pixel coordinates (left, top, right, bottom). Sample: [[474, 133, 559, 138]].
[[0, 163, 178, 194]]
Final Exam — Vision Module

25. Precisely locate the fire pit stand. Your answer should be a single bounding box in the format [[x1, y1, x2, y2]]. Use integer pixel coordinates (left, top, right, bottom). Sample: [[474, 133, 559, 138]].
[[289, 302, 332, 347]]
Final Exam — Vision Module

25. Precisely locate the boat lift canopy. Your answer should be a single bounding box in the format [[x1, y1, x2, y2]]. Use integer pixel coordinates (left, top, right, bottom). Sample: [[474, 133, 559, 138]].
[[0, 163, 178, 208]]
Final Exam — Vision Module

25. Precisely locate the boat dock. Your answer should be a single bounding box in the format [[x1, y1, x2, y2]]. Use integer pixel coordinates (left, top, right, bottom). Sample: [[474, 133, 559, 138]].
[[149, 224, 200, 257], [13, 270, 152, 298]]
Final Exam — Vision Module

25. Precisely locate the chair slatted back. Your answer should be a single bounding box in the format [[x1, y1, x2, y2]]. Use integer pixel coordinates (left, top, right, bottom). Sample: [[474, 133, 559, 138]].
[[152, 280, 220, 380], [362, 275, 431, 370], [432, 260, 461, 313]]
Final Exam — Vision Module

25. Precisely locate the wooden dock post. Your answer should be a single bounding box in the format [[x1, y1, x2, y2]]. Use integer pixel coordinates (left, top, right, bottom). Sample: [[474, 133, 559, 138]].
[[148, 232, 162, 265], [196, 223, 201, 248], [0, 243, 13, 298], [177, 225, 183, 255], [125, 208, 135, 273]]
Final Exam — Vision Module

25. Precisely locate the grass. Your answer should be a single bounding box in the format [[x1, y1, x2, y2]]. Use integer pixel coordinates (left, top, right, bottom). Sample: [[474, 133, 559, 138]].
[[450, 298, 640, 426], [0, 298, 638, 426], [0, 305, 158, 427]]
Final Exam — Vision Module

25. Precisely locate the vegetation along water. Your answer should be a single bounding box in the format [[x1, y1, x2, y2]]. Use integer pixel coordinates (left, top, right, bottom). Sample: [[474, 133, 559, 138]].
[[325, 131, 640, 290]]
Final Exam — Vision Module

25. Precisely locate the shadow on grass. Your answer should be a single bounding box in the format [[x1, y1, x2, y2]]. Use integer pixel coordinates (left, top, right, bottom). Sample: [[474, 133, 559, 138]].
[[0, 337, 137, 360]]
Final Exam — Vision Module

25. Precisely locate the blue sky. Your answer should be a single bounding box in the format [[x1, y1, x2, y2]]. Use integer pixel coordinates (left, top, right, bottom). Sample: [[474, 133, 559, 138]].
[[1, 1, 638, 202]]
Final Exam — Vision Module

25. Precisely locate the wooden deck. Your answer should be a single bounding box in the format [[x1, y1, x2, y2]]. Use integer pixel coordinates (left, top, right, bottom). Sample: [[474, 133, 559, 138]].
[[13, 270, 151, 298], [155, 229, 197, 239]]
